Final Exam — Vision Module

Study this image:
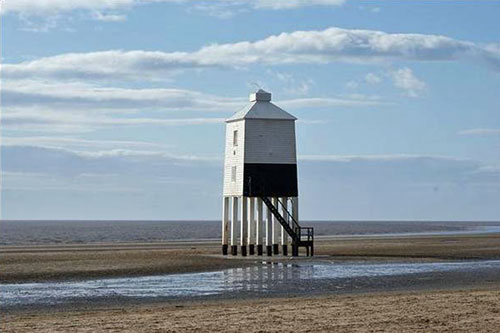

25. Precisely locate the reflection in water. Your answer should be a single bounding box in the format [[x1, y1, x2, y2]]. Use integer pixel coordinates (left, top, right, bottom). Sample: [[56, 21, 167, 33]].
[[221, 263, 315, 293], [2, 260, 500, 308]]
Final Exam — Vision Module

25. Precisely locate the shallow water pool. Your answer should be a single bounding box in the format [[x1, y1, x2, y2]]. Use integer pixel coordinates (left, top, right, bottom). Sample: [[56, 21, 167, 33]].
[[2, 259, 500, 308]]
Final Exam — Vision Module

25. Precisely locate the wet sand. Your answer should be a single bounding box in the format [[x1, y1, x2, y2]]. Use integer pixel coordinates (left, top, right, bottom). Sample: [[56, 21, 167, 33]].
[[2, 234, 500, 332], [2, 234, 500, 283], [0, 241, 251, 283]]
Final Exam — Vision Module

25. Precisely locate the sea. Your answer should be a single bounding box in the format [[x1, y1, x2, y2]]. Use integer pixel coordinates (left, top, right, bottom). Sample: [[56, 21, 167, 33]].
[[1, 220, 500, 245]]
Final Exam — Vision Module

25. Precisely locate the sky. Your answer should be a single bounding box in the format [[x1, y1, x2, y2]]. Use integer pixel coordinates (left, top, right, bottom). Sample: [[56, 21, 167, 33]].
[[1, 0, 500, 221]]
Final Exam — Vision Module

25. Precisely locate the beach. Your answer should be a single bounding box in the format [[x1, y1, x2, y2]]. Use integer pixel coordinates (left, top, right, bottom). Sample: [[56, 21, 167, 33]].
[[3, 289, 500, 332], [2, 233, 500, 283], [1, 222, 500, 332]]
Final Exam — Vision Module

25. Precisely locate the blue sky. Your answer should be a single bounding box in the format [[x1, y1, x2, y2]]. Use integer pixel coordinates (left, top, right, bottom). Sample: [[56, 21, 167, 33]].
[[1, 0, 500, 220]]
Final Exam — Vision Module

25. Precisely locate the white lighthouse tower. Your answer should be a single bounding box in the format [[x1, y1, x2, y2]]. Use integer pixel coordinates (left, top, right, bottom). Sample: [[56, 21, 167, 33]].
[[221, 89, 313, 257]]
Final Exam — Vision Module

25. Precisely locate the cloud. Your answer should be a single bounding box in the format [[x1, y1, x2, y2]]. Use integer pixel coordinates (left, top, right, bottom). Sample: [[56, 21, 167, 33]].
[[345, 81, 359, 90], [91, 11, 127, 22], [1, 80, 239, 132], [1, 80, 386, 133], [1, 145, 220, 176], [390, 67, 426, 97], [298, 154, 500, 220], [254, 0, 345, 10], [2, 0, 136, 15], [280, 95, 387, 109], [365, 72, 382, 84], [458, 128, 500, 136], [2, 0, 345, 16], [4, 27, 499, 81], [2, 110, 225, 133], [272, 71, 315, 96], [1, 136, 171, 152], [2, 80, 244, 111], [3, 147, 500, 219]]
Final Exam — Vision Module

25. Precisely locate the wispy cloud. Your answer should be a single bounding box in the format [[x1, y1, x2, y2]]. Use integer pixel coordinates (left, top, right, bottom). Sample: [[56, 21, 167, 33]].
[[2, 0, 346, 16], [365, 72, 382, 84], [4, 146, 499, 220], [390, 67, 426, 97], [299, 154, 472, 163], [91, 11, 127, 22], [2, 111, 225, 133], [458, 128, 500, 136], [2, 80, 387, 133], [271, 70, 315, 96], [1, 136, 171, 152], [253, 0, 345, 10], [280, 96, 388, 109], [4, 27, 500, 81], [2, 80, 244, 112]]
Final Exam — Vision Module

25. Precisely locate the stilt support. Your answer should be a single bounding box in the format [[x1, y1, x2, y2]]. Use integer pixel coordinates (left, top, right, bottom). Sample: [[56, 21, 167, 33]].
[[282, 245, 288, 256], [249, 244, 255, 255], [257, 244, 263, 256], [222, 244, 228, 255]]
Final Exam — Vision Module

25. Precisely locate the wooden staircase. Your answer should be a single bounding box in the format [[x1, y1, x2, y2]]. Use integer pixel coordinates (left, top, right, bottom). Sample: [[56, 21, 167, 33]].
[[260, 196, 314, 256]]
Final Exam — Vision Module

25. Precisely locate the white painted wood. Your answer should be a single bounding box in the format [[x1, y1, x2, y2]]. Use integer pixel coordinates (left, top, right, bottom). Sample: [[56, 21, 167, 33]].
[[222, 197, 229, 245], [248, 197, 255, 245], [272, 197, 279, 245], [244, 120, 296, 165], [223, 91, 301, 253], [280, 197, 288, 245], [223, 121, 245, 196], [223, 90, 297, 197], [240, 196, 248, 246], [231, 197, 238, 246], [256, 198, 263, 245]]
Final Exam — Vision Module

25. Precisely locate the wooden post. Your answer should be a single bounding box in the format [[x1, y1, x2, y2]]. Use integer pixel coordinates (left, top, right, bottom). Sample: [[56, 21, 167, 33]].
[[248, 197, 255, 255], [292, 197, 299, 257], [240, 196, 248, 256], [256, 198, 264, 255], [231, 196, 238, 255], [280, 197, 288, 256], [222, 197, 229, 255], [272, 197, 279, 255], [266, 201, 272, 256]]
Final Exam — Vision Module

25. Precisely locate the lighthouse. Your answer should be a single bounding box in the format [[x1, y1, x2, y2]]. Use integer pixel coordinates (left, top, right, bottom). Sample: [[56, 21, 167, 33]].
[[221, 89, 313, 257]]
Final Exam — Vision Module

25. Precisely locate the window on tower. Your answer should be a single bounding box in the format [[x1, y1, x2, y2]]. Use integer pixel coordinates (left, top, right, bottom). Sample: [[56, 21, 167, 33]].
[[233, 130, 238, 146], [231, 166, 237, 182]]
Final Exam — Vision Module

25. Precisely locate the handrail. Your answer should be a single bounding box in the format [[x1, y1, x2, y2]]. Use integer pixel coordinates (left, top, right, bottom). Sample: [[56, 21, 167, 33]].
[[260, 197, 300, 242], [275, 198, 300, 231], [249, 176, 313, 245]]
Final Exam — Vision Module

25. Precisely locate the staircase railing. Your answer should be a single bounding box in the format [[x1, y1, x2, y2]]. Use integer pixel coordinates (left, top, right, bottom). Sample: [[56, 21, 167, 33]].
[[260, 196, 299, 242], [249, 176, 313, 246], [275, 198, 300, 234]]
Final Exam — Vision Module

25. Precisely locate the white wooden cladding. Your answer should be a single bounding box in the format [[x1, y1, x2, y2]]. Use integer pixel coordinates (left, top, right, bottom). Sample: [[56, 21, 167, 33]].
[[223, 118, 297, 196], [223, 120, 245, 196], [243, 119, 297, 164], [222, 196, 297, 247]]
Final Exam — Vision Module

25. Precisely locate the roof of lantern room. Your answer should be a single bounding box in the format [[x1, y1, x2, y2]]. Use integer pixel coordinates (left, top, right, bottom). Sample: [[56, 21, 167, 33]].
[[226, 89, 297, 123]]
